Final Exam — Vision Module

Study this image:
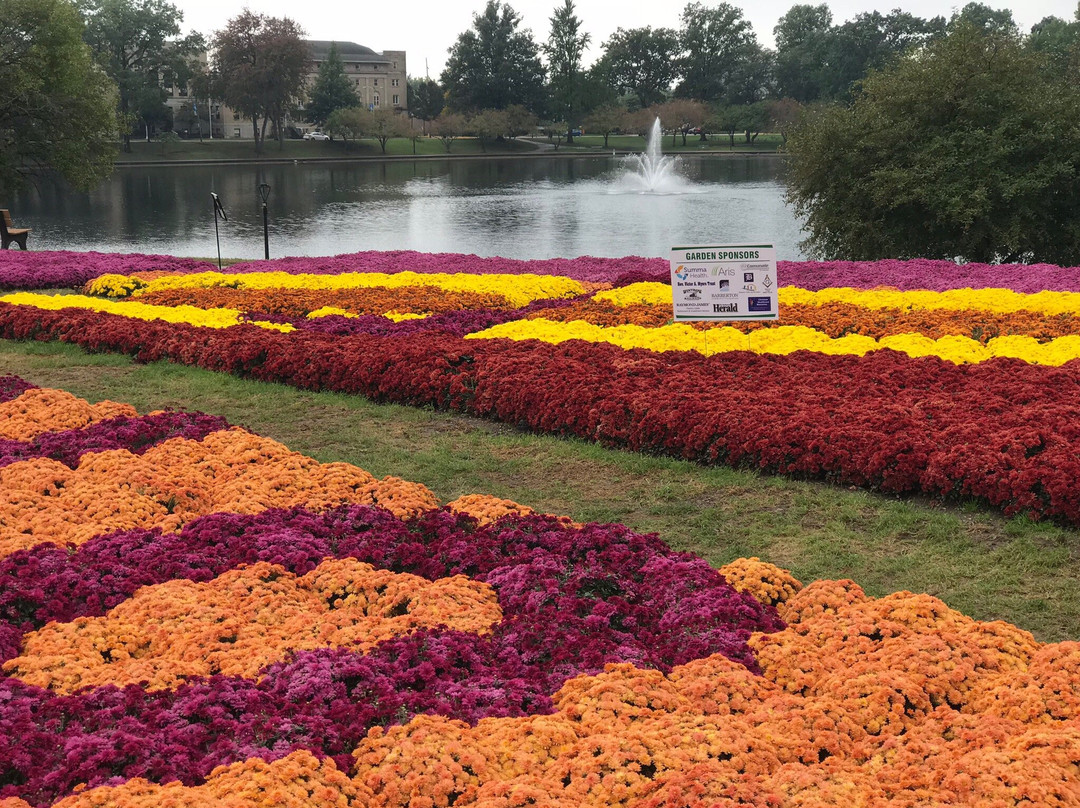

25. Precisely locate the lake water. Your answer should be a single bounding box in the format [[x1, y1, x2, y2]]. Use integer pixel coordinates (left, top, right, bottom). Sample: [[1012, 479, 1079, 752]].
[[12, 154, 805, 261]]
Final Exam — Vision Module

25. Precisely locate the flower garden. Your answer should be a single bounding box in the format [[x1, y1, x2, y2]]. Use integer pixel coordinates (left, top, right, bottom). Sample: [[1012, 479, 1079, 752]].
[[0, 249, 1079, 806]]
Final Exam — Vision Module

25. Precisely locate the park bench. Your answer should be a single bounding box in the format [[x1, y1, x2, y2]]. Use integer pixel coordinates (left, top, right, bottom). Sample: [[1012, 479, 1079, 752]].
[[1, 210, 30, 249]]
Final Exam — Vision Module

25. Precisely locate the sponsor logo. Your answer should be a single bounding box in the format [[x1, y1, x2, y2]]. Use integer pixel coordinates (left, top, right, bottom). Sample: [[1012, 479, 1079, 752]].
[[711, 267, 736, 277], [684, 289, 702, 301], [717, 279, 730, 290], [748, 296, 772, 312], [713, 302, 738, 313], [714, 293, 739, 299], [763, 275, 774, 289], [742, 284, 758, 292], [743, 272, 755, 282], [674, 264, 709, 281]]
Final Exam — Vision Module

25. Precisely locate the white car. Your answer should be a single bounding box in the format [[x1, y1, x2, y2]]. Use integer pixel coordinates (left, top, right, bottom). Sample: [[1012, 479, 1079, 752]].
[[303, 131, 330, 141]]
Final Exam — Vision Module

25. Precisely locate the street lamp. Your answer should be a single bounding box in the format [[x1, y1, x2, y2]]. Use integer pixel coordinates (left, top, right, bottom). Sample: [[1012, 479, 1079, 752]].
[[257, 183, 271, 260]]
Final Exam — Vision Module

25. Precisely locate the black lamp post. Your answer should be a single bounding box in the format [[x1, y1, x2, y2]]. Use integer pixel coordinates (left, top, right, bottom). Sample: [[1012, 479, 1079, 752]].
[[257, 182, 271, 260]]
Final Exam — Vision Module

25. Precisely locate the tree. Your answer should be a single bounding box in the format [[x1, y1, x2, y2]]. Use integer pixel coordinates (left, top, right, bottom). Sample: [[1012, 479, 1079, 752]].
[[407, 77, 444, 133], [467, 108, 507, 151], [441, 1, 546, 114], [595, 26, 679, 109], [676, 2, 763, 104], [784, 23, 1080, 264], [363, 108, 411, 153], [503, 104, 537, 138], [773, 4, 833, 103], [764, 97, 803, 143], [212, 11, 308, 154], [0, 0, 118, 193], [543, 0, 590, 143], [947, 2, 1018, 36], [306, 43, 359, 128], [654, 99, 706, 145], [325, 105, 364, 146], [818, 10, 943, 100], [1027, 13, 1080, 73], [78, 0, 203, 152], [583, 103, 624, 147], [432, 112, 466, 152]]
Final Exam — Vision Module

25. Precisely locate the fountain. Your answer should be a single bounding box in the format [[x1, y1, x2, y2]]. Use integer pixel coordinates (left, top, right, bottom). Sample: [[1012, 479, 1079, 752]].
[[613, 117, 691, 194]]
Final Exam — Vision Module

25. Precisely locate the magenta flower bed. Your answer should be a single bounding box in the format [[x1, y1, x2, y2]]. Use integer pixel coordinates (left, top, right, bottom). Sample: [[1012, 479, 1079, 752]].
[[0, 506, 780, 805], [0, 375, 36, 403], [0, 410, 232, 469], [0, 251, 214, 291]]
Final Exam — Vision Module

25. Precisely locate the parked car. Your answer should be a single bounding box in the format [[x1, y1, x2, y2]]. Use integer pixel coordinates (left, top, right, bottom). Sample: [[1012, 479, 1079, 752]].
[[303, 131, 330, 141]]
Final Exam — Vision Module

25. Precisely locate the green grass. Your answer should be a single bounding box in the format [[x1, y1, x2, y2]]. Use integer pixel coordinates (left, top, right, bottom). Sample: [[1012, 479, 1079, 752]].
[[2, 337, 1077, 642], [113, 133, 782, 162]]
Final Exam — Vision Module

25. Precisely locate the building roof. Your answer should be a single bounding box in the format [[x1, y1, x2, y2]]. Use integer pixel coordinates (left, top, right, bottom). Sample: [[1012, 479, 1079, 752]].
[[307, 40, 391, 64]]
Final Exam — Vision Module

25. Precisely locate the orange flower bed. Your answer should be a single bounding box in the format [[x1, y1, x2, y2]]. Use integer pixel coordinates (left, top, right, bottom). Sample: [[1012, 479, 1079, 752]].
[[447, 494, 536, 525], [0, 429, 437, 558], [528, 299, 1080, 343], [133, 286, 517, 317], [0, 388, 135, 440], [341, 581, 1080, 808], [0, 750, 366, 808], [5, 558, 501, 693]]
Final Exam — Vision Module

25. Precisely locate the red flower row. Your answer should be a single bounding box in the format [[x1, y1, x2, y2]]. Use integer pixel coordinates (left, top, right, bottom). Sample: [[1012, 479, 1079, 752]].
[[1, 302, 1078, 523]]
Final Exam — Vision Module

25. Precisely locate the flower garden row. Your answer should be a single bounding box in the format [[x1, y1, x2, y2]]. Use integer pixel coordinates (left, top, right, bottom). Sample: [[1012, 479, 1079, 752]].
[[0, 378, 1078, 808]]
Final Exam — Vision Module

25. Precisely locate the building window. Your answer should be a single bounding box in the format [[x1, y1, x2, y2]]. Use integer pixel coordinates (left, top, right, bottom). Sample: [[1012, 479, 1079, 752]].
[[391, 79, 399, 87], [374, 95, 380, 106], [373, 78, 378, 86], [393, 94, 399, 105]]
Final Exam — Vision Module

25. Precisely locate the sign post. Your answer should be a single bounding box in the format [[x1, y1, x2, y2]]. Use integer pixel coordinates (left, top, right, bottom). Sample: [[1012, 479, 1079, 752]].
[[670, 244, 778, 356]]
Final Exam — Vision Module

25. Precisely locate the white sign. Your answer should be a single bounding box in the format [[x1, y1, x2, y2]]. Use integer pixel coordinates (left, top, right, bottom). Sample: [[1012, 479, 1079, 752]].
[[669, 244, 778, 321]]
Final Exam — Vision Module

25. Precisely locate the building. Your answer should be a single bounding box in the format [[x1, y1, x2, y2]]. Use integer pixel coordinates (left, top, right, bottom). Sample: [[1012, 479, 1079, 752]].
[[166, 41, 407, 139], [302, 41, 407, 128]]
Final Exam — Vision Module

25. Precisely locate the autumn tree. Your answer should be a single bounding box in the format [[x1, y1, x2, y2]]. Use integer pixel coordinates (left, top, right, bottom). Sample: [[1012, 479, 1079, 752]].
[[212, 11, 308, 153]]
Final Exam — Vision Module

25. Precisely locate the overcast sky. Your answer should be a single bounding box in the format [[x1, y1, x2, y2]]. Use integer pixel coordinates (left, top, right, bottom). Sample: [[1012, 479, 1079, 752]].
[[172, 0, 1078, 77]]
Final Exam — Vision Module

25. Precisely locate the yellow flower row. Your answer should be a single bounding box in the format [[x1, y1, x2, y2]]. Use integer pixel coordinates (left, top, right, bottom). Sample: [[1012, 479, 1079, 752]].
[[87, 271, 586, 308], [305, 306, 429, 321], [0, 293, 294, 332], [594, 282, 1080, 315], [465, 318, 1080, 365]]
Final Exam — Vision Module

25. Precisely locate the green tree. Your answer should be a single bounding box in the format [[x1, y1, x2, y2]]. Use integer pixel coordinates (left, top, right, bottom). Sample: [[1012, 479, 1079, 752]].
[[946, 2, 1018, 36], [676, 2, 763, 104], [78, 0, 203, 152], [407, 77, 444, 133], [306, 43, 359, 128], [503, 104, 537, 138], [325, 105, 364, 146], [594, 26, 679, 109], [441, 1, 546, 114], [543, 0, 590, 143], [773, 4, 833, 103], [654, 98, 706, 145], [0, 0, 118, 193], [819, 10, 943, 100], [784, 23, 1080, 264], [212, 10, 309, 154], [1027, 12, 1080, 73]]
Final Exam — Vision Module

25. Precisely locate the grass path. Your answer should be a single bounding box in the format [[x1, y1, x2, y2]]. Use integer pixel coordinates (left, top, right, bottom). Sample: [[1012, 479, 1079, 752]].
[[3, 337, 1077, 642]]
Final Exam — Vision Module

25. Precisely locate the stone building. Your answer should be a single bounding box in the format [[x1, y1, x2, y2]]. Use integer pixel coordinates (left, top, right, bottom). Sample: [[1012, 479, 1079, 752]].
[[166, 41, 407, 139]]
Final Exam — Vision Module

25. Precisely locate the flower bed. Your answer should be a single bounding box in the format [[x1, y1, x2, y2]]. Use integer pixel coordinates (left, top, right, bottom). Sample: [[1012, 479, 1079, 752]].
[[1, 378, 1078, 807]]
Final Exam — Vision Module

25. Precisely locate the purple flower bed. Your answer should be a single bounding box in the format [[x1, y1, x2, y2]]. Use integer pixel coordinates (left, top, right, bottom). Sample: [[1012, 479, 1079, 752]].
[[0, 375, 36, 404], [0, 410, 232, 470], [0, 506, 781, 805], [778, 259, 1080, 293], [0, 251, 215, 291]]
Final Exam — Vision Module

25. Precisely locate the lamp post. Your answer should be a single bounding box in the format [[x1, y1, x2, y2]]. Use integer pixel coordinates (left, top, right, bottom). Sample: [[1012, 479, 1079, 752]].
[[257, 183, 271, 260]]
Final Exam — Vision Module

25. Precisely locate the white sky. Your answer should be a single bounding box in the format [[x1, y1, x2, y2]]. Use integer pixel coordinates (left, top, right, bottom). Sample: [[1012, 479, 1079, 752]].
[[172, 0, 1078, 77]]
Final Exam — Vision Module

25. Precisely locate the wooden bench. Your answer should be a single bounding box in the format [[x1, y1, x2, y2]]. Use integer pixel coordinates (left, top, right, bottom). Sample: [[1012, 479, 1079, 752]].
[[1, 210, 30, 250]]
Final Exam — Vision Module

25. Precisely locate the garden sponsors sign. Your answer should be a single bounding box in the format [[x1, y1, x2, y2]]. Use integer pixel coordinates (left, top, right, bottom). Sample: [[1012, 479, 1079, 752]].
[[670, 244, 778, 321]]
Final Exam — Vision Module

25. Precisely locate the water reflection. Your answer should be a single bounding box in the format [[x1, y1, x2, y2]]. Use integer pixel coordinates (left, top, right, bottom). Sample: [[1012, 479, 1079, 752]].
[[13, 155, 804, 260]]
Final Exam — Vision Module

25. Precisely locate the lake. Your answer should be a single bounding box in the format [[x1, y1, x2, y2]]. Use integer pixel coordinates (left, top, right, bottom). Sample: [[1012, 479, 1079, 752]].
[[12, 154, 805, 261]]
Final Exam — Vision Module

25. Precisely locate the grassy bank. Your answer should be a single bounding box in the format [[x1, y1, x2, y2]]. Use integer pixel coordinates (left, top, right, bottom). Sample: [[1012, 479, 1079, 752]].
[[2, 337, 1076, 643], [115, 133, 783, 163]]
